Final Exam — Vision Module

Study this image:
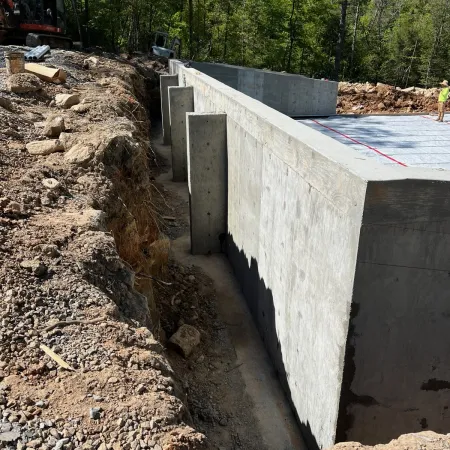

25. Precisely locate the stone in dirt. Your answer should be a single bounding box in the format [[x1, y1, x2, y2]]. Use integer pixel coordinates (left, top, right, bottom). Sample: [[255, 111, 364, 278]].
[[41, 244, 60, 258], [6, 73, 42, 93], [20, 260, 47, 278], [54, 438, 69, 450], [0, 96, 14, 111], [64, 143, 94, 165], [42, 178, 60, 189], [42, 116, 65, 138], [89, 407, 102, 419], [0, 430, 21, 442], [6, 201, 21, 213], [71, 103, 90, 113], [169, 324, 201, 357], [55, 93, 80, 109], [83, 57, 99, 69], [26, 140, 64, 156]]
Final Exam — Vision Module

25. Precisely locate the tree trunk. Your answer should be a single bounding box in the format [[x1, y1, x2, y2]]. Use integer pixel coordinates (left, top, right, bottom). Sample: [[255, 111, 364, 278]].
[[285, 0, 297, 72], [404, 37, 418, 88], [84, 0, 89, 47], [69, 0, 83, 46], [334, 0, 348, 81], [189, 0, 194, 58], [223, 1, 231, 60], [350, 0, 360, 77]]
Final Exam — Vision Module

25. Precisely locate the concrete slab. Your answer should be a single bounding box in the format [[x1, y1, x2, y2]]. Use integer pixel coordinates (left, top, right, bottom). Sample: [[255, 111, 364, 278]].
[[160, 75, 178, 145], [300, 115, 450, 169], [187, 113, 227, 255], [168, 86, 194, 181]]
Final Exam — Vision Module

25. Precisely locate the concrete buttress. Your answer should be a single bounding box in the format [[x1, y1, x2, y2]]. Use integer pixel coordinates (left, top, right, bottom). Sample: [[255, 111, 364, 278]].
[[168, 86, 194, 181], [187, 113, 227, 255], [160, 74, 178, 145]]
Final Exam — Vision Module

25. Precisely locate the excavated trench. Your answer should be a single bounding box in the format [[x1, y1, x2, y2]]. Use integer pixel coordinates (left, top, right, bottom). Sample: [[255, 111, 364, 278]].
[[105, 68, 304, 449]]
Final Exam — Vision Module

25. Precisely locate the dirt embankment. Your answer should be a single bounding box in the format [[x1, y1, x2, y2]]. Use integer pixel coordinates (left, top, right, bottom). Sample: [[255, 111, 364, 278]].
[[329, 431, 450, 450], [338, 82, 440, 115], [0, 49, 206, 449]]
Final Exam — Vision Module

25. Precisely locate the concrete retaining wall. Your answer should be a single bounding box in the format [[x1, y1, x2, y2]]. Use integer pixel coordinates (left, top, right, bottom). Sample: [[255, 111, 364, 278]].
[[169, 59, 450, 449], [190, 61, 338, 117]]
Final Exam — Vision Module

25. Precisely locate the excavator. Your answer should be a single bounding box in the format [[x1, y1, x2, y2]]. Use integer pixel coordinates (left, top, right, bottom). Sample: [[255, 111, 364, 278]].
[[0, 0, 72, 48], [151, 31, 180, 59]]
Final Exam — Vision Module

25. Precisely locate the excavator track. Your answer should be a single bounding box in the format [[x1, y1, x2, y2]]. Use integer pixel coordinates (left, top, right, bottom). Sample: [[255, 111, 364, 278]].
[[26, 32, 72, 49]]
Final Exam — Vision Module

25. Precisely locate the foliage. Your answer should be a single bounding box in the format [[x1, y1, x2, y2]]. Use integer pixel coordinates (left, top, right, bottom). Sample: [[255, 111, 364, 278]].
[[65, 0, 450, 86]]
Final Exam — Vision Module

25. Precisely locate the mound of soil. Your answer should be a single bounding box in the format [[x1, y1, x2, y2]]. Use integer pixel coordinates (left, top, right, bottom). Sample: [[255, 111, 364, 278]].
[[338, 82, 439, 115]]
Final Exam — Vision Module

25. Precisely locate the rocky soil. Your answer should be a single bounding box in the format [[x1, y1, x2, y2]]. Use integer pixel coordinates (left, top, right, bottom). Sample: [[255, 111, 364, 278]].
[[0, 47, 206, 450], [338, 81, 439, 114], [330, 431, 450, 450]]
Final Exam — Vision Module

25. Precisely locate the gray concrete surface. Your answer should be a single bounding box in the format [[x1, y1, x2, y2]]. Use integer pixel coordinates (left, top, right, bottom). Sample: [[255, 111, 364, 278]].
[[153, 131, 306, 450], [160, 74, 178, 144], [190, 61, 338, 117], [169, 59, 450, 448], [340, 179, 450, 444], [168, 86, 194, 181], [187, 113, 227, 255], [301, 115, 450, 169]]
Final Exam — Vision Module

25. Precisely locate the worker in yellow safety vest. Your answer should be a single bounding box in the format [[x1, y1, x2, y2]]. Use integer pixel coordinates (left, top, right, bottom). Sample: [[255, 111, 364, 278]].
[[436, 80, 449, 122]]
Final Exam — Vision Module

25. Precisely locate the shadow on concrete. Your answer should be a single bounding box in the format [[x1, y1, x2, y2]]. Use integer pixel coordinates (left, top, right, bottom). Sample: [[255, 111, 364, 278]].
[[227, 232, 320, 450]]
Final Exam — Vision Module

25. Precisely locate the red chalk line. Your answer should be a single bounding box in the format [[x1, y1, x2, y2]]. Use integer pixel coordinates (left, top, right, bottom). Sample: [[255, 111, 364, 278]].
[[310, 119, 408, 167]]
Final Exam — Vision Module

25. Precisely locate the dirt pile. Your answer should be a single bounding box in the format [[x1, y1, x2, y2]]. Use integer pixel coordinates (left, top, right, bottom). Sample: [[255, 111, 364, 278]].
[[330, 431, 450, 450], [0, 48, 206, 449], [338, 82, 439, 114]]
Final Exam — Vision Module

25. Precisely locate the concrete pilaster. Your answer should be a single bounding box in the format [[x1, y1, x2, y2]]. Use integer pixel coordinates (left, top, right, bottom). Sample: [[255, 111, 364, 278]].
[[187, 113, 227, 255], [160, 75, 178, 145], [168, 86, 194, 181]]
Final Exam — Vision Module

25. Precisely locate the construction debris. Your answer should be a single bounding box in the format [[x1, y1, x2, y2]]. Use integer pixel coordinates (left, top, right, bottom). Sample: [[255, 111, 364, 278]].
[[39, 345, 75, 371], [25, 62, 66, 84], [24, 45, 51, 61]]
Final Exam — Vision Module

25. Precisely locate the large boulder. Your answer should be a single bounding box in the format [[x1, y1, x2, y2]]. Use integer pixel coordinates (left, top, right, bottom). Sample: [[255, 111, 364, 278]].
[[6, 73, 42, 94]]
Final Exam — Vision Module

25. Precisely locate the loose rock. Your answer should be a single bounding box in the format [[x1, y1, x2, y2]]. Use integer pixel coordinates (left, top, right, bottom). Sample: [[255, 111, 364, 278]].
[[26, 140, 64, 155], [64, 143, 94, 165], [71, 103, 90, 113], [0, 430, 21, 442], [89, 407, 101, 419], [6, 73, 42, 93], [55, 93, 80, 108], [169, 324, 201, 357], [42, 116, 65, 138], [20, 260, 48, 278], [42, 178, 60, 189]]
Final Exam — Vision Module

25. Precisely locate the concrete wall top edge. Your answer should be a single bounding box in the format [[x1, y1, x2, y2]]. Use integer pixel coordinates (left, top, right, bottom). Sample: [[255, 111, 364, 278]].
[[171, 60, 450, 184], [191, 61, 326, 82]]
